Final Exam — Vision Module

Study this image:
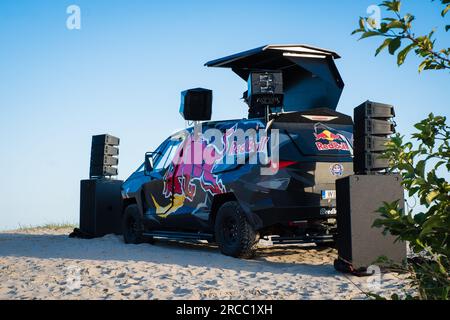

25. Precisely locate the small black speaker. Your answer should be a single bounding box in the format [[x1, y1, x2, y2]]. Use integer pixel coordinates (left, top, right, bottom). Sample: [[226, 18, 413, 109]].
[[180, 88, 212, 121], [79, 179, 123, 237], [354, 119, 396, 137], [363, 136, 391, 152], [354, 101, 395, 122], [336, 175, 407, 270], [92, 134, 120, 146], [91, 144, 119, 157], [89, 166, 118, 177], [90, 154, 119, 167]]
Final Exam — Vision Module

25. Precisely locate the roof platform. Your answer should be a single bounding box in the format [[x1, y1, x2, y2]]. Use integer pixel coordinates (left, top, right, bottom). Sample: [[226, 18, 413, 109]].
[[205, 44, 345, 112]]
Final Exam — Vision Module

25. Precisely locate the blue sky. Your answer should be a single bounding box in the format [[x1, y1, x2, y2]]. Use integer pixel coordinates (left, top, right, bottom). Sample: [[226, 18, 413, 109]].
[[0, 0, 448, 230]]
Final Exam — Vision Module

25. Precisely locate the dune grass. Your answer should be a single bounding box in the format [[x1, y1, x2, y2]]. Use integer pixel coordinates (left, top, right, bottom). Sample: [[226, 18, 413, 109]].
[[16, 223, 78, 231]]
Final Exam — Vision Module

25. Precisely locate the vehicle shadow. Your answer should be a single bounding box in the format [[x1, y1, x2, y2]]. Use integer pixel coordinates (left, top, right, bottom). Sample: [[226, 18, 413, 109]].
[[0, 232, 338, 277]]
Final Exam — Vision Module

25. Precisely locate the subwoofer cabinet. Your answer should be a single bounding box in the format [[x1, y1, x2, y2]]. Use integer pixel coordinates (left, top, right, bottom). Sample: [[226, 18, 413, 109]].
[[336, 175, 407, 270], [79, 179, 123, 237]]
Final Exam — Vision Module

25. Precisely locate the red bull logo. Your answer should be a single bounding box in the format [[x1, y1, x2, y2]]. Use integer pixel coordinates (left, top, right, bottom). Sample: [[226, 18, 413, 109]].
[[314, 130, 349, 151]]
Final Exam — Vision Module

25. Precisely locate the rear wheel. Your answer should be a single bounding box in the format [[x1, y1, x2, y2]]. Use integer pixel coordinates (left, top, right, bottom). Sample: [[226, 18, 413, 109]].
[[214, 201, 258, 258], [123, 204, 145, 244]]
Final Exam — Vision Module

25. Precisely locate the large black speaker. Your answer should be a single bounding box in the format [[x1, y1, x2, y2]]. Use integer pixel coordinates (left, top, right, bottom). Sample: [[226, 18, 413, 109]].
[[79, 179, 123, 237], [90, 134, 120, 179], [180, 88, 212, 121], [336, 175, 407, 270], [354, 101, 395, 174]]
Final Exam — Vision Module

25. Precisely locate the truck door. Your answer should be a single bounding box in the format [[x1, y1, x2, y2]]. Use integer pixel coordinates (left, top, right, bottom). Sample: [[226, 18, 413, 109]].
[[141, 135, 185, 228]]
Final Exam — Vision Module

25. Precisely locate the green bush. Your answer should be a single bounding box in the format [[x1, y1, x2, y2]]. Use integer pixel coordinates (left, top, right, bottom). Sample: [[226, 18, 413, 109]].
[[374, 114, 450, 300], [351, 0, 449, 299]]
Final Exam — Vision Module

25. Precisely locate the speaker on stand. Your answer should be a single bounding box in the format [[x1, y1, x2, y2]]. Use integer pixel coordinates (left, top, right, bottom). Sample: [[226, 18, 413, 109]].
[[179, 88, 213, 121]]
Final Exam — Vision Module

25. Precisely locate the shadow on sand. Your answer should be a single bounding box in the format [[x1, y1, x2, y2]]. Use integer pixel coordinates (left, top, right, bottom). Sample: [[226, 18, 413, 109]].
[[0, 232, 338, 277]]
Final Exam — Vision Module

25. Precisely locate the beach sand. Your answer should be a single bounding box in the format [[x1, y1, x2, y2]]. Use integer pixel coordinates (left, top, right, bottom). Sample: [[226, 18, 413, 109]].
[[0, 227, 412, 300]]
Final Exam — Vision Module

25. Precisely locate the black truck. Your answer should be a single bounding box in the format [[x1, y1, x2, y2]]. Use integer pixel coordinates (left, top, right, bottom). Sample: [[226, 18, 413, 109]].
[[121, 45, 354, 258]]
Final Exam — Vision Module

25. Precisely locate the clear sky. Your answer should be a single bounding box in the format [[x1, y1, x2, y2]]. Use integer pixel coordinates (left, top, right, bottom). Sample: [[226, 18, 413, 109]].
[[0, 0, 448, 230]]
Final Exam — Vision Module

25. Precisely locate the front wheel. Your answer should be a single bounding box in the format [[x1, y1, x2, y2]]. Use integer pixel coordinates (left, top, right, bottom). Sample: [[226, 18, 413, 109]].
[[122, 204, 145, 244], [214, 201, 258, 259]]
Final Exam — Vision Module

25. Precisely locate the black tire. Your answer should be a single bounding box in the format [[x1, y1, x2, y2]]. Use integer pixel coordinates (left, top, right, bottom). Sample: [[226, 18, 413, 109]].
[[214, 201, 258, 259], [122, 204, 145, 244]]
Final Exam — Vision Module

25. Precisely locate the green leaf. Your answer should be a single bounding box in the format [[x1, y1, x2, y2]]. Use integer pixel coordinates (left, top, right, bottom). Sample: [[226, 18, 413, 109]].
[[415, 160, 426, 178], [426, 190, 440, 204], [359, 31, 381, 39], [376, 38, 392, 56], [419, 214, 442, 237], [386, 20, 405, 29], [388, 37, 402, 55], [418, 60, 430, 73], [442, 4, 450, 17], [359, 17, 365, 29], [434, 160, 446, 170], [397, 43, 416, 65], [381, 0, 401, 12], [445, 25, 450, 32], [392, 0, 401, 12]]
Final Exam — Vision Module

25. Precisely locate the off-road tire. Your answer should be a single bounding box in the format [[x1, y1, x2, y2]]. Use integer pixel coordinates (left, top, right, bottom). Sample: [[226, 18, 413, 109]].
[[214, 201, 258, 259], [123, 204, 145, 244]]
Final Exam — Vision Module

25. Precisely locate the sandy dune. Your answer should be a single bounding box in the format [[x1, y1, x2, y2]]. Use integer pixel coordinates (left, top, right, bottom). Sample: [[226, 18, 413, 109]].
[[0, 228, 411, 300]]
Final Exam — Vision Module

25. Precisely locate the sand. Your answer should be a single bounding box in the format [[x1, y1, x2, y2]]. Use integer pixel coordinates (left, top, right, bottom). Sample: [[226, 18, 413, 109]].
[[0, 228, 412, 300]]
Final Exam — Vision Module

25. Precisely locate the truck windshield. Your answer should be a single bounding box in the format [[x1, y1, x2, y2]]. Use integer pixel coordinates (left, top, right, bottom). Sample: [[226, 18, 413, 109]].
[[153, 138, 183, 171]]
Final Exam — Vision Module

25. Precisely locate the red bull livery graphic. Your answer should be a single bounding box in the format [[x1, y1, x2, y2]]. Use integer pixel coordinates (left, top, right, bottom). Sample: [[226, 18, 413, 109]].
[[150, 133, 227, 218], [164, 134, 226, 200]]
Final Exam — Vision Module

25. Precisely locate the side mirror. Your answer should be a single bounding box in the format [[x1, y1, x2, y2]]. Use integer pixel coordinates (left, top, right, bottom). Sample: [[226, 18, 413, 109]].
[[144, 152, 154, 176]]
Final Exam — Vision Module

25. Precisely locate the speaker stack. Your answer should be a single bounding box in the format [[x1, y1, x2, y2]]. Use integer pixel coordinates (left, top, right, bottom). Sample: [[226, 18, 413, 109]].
[[90, 134, 120, 179], [77, 134, 123, 238], [335, 101, 406, 272], [353, 101, 396, 174]]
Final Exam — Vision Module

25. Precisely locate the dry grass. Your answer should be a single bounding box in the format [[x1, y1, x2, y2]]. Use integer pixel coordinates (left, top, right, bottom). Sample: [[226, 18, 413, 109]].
[[16, 223, 78, 232]]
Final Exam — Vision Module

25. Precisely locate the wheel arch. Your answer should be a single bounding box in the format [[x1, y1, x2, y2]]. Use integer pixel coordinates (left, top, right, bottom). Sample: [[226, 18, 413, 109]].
[[122, 188, 145, 218], [209, 193, 237, 227], [122, 197, 137, 212], [210, 193, 263, 230]]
